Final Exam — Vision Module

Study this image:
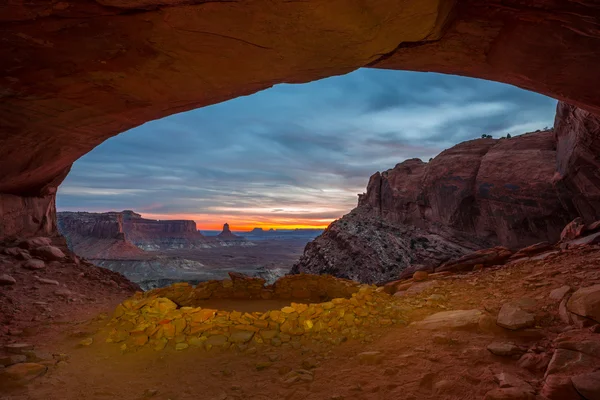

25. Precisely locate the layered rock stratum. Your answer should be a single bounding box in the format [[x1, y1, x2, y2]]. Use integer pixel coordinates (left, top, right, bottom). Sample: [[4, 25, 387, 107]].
[[292, 104, 600, 283], [56, 210, 252, 287]]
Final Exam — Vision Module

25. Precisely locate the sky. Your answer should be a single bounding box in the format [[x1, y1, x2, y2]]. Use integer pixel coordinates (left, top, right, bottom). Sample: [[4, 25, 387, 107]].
[[56, 69, 558, 230]]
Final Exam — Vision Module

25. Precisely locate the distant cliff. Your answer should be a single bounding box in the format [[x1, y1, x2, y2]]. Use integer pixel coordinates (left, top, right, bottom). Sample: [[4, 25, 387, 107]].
[[292, 103, 600, 283]]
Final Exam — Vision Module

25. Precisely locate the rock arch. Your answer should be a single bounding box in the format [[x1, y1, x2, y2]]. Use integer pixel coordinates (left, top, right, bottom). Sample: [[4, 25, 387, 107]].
[[2, 0, 600, 238]]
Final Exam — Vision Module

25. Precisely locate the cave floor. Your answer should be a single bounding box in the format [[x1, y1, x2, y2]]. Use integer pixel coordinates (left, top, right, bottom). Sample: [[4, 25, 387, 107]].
[[3, 245, 600, 400]]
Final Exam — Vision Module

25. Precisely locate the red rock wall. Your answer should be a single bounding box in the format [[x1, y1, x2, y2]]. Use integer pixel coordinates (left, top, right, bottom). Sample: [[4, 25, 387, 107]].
[[554, 102, 600, 222], [0, 193, 57, 239], [359, 130, 575, 248], [294, 108, 600, 283]]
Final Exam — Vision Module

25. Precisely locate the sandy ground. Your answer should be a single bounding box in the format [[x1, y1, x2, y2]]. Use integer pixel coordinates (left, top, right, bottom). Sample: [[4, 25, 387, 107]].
[[3, 245, 600, 400]]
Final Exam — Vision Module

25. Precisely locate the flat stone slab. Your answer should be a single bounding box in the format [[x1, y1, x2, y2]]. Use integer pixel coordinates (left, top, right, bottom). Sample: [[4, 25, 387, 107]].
[[567, 285, 600, 323], [496, 303, 535, 330], [549, 285, 571, 301], [411, 309, 482, 330]]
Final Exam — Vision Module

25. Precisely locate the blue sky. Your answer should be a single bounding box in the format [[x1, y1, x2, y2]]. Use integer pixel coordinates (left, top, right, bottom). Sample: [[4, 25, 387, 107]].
[[56, 68, 557, 229]]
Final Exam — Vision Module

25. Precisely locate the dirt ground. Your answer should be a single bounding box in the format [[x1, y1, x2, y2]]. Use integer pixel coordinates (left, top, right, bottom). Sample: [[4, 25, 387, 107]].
[[3, 245, 600, 400]]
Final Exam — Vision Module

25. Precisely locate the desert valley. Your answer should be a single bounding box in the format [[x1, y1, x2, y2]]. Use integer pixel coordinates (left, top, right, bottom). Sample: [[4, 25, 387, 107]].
[[3, 1, 600, 400]]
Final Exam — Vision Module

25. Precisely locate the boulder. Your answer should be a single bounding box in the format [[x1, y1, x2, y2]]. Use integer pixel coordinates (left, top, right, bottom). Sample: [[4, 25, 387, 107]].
[[496, 303, 535, 330], [510, 242, 553, 260], [31, 245, 65, 261], [562, 218, 586, 241], [436, 247, 513, 273], [549, 286, 572, 302], [22, 259, 45, 270], [412, 271, 429, 282], [0, 274, 16, 286], [541, 375, 582, 400], [411, 309, 482, 330], [18, 237, 52, 250], [572, 371, 600, 400], [487, 342, 526, 357], [4, 344, 34, 354], [0, 363, 47, 386], [494, 372, 534, 392], [0, 355, 26, 367], [567, 285, 600, 323]]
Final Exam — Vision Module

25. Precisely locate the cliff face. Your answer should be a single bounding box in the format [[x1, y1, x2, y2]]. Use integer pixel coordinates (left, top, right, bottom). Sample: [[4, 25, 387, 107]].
[[293, 106, 600, 283], [118, 210, 212, 251]]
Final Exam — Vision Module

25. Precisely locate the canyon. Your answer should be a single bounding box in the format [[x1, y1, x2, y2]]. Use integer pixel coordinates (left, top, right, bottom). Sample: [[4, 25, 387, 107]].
[[56, 211, 312, 289], [293, 102, 600, 283]]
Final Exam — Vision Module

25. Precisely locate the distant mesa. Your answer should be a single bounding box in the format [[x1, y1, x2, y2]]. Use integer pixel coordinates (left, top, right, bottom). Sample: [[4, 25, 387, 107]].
[[250, 227, 264, 234], [217, 223, 240, 240]]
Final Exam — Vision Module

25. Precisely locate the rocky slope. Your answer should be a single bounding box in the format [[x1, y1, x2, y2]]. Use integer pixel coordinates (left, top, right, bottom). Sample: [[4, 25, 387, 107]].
[[293, 109, 600, 283]]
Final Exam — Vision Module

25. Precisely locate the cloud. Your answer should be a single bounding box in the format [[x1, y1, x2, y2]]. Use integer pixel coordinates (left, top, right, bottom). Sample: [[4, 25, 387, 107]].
[[57, 68, 557, 229]]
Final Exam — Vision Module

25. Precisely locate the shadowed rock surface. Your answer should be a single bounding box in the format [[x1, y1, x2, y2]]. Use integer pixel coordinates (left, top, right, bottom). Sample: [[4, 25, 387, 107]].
[[293, 109, 600, 283]]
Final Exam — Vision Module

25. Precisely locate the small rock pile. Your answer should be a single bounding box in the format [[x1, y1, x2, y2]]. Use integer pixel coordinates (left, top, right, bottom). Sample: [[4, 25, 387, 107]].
[[149, 273, 361, 306], [103, 275, 408, 352]]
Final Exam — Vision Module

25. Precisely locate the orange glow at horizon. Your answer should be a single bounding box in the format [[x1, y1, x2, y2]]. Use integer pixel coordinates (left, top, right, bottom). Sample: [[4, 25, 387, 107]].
[[140, 212, 334, 231]]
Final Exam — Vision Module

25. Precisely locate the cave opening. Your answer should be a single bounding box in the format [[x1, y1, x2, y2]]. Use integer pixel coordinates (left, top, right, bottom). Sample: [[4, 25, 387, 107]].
[[53, 68, 557, 289]]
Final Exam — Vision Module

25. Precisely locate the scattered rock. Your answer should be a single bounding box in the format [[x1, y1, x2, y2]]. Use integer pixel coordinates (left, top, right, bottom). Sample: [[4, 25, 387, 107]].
[[0, 274, 16, 285], [35, 276, 60, 285], [255, 362, 272, 371], [567, 285, 600, 323], [0, 363, 47, 386], [494, 372, 534, 392], [571, 370, 600, 400], [413, 271, 428, 282], [0, 355, 26, 367], [357, 351, 383, 365], [19, 237, 52, 250], [78, 338, 93, 347], [281, 369, 314, 386], [302, 358, 318, 369], [175, 343, 188, 351], [54, 288, 74, 298], [31, 245, 65, 261], [411, 309, 483, 330], [229, 330, 254, 344], [22, 258, 45, 270], [487, 342, 525, 357], [4, 344, 34, 354], [496, 303, 535, 330], [22, 350, 53, 363], [561, 217, 586, 241], [549, 286, 572, 301], [406, 280, 438, 294]]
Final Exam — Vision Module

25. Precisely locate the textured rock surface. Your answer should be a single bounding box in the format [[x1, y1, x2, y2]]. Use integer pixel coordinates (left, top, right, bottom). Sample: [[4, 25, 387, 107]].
[[294, 125, 600, 283], [2, 1, 600, 239]]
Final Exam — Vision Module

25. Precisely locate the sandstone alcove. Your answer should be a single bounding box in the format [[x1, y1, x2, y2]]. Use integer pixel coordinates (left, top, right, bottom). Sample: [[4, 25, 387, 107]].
[[2, 0, 600, 240]]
